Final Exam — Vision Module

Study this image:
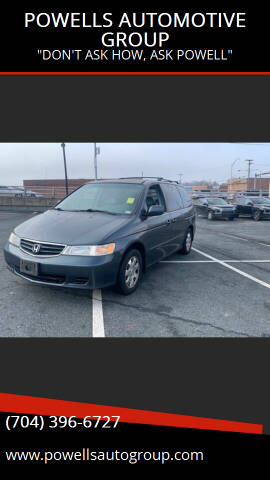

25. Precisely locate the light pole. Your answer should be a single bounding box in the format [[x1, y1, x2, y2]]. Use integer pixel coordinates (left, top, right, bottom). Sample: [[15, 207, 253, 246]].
[[253, 170, 261, 190], [93, 143, 100, 180], [61, 143, 68, 196], [178, 173, 183, 184], [230, 158, 240, 192]]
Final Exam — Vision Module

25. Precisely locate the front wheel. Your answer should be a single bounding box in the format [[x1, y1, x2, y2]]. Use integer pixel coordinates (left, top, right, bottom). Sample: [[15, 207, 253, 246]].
[[179, 228, 193, 255], [117, 249, 142, 295], [253, 210, 261, 221]]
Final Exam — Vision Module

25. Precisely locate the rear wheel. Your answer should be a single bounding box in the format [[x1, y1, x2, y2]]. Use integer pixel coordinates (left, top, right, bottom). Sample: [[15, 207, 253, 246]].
[[253, 210, 261, 221], [117, 249, 142, 295], [179, 228, 193, 255]]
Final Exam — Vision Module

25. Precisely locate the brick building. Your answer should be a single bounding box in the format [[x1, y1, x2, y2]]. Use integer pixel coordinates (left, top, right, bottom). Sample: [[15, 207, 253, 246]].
[[228, 177, 270, 193], [23, 179, 92, 199]]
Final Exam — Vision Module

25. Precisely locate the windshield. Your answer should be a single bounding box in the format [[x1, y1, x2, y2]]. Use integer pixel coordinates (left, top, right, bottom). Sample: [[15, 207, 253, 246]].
[[251, 197, 270, 204], [206, 198, 228, 205], [55, 183, 144, 214]]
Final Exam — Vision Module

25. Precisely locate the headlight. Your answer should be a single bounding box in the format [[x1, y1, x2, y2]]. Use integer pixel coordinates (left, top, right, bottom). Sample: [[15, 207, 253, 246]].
[[8, 232, 20, 247], [62, 243, 115, 256]]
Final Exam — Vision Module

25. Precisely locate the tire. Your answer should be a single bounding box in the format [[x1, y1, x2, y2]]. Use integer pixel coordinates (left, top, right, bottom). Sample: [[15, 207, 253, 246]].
[[179, 228, 193, 255], [117, 249, 143, 295], [253, 210, 261, 221], [207, 211, 214, 220], [228, 217, 234, 221]]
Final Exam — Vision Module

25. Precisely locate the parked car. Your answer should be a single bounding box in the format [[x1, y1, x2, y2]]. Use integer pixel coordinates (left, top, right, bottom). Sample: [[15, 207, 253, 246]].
[[194, 197, 236, 220], [0, 186, 24, 197], [234, 196, 270, 221], [14, 187, 44, 197], [0, 186, 43, 197], [23, 188, 44, 198], [4, 178, 196, 294]]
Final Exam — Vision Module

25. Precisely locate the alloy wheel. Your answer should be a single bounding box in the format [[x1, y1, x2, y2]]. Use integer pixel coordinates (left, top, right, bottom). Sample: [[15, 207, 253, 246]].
[[125, 256, 140, 289], [185, 231, 192, 252]]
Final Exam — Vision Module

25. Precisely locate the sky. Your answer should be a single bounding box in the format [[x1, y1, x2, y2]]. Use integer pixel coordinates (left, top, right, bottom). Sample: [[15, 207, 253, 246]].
[[1, 142, 270, 186]]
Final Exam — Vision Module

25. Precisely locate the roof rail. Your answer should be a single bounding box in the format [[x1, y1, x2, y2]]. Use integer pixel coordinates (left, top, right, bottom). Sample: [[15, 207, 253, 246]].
[[119, 176, 164, 180], [119, 176, 179, 183]]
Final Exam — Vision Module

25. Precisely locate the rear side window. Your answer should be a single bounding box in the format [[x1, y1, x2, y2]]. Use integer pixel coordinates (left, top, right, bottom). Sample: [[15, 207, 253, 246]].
[[161, 184, 183, 211], [178, 187, 192, 207]]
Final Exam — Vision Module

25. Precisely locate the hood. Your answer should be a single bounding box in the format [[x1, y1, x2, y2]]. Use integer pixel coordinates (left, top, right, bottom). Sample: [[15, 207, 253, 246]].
[[14, 209, 130, 245]]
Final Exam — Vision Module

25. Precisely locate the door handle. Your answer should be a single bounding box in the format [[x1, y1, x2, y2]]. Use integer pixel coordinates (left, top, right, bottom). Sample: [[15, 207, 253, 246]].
[[167, 219, 171, 224]]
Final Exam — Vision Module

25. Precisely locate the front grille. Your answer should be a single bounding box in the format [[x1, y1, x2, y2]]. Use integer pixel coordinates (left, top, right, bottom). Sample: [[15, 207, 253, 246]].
[[20, 238, 65, 256]]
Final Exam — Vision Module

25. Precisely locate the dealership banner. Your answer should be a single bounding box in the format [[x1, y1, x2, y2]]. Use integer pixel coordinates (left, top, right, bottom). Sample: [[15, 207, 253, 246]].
[[0, 4, 267, 73], [0, 3, 270, 471]]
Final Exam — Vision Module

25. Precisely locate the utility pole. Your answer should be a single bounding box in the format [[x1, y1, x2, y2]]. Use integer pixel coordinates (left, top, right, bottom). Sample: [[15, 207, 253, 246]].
[[93, 143, 100, 180], [61, 143, 69, 196], [245, 159, 254, 190]]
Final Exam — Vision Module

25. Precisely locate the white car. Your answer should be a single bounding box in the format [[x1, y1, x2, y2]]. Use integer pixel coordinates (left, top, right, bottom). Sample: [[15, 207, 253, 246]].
[[0, 186, 24, 197], [0, 186, 43, 197]]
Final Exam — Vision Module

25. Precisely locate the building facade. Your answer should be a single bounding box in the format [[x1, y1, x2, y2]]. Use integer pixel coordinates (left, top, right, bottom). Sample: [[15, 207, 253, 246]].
[[23, 179, 92, 198], [227, 177, 270, 193]]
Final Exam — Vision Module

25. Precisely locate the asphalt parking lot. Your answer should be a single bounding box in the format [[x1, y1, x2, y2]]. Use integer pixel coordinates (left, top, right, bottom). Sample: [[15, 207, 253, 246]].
[[1, 211, 270, 337]]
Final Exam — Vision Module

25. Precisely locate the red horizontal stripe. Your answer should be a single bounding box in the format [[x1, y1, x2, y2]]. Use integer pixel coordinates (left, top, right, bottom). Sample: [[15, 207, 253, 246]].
[[0, 72, 269, 75], [0, 393, 262, 434]]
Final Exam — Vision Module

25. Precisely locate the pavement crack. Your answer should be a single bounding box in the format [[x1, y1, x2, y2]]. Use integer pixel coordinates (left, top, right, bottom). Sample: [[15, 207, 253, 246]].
[[96, 296, 253, 337]]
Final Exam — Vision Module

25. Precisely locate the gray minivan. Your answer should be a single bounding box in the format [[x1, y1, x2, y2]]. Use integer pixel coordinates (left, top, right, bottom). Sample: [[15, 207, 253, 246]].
[[4, 178, 196, 294]]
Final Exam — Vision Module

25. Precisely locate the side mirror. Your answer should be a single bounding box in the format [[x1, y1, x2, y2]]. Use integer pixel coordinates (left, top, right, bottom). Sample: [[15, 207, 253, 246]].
[[147, 205, 165, 216]]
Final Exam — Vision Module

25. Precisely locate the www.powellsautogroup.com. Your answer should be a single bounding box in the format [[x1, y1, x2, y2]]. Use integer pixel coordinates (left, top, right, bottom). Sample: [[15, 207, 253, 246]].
[[37, 48, 233, 62]]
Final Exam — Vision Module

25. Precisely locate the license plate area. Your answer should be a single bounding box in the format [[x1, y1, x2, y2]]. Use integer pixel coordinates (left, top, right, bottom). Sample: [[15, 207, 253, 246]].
[[20, 259, 39, 277]]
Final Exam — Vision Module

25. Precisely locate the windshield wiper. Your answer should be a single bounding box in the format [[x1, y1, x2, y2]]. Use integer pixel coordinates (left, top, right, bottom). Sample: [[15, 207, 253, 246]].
[[54, 208, 118, 214], [83, 209, 118, 215]]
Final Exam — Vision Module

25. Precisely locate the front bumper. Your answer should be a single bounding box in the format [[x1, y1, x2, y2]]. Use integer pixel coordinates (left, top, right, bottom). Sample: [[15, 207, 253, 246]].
[[4, 243, 121, 290], [212, 210, 236, 218], [260, 211, 270, 219]]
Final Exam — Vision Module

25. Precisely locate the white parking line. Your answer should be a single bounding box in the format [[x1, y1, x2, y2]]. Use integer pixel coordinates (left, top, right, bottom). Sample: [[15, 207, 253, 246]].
[[92, 289, 105, 337], [258, 243, 270, 248], [161, 260, 217, 263], [192, 247, 270, 291], [161, 259, 270, 263]]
